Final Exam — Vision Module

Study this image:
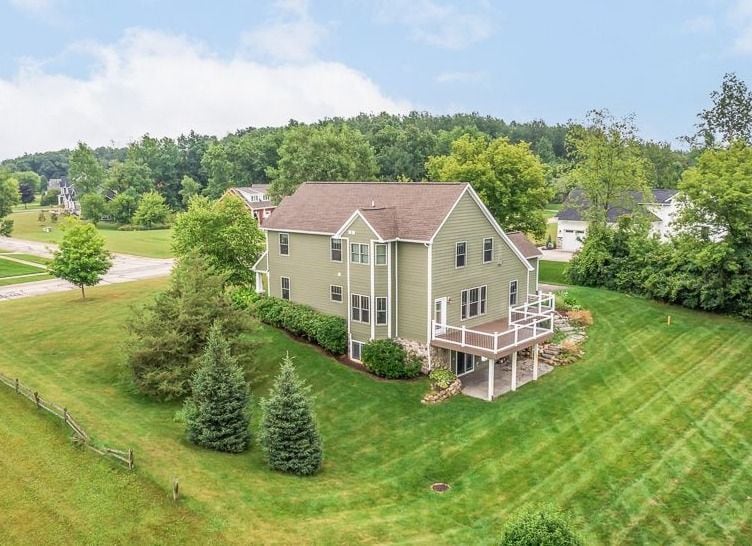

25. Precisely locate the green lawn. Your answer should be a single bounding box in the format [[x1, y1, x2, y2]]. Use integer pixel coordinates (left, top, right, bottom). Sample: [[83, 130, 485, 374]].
[[7, 211, 173, 258], [0, 387, 218, 545], [0, 281, 751, 544], [539, 260, 569, 285], [0, 257, 42, 278]]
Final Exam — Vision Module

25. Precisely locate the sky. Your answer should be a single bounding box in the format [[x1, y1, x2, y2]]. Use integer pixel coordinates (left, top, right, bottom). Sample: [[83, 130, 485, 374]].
[[1, 0, 752, 159]]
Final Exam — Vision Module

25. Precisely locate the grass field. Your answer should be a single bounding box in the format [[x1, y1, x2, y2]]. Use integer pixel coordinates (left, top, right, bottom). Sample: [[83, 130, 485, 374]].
[[7, 211, 173, 258], [0, 257, 41, 277], [539, 260, 568, 285], [1, 281, 751, 544], [0, 253, 52, 286], [0, 387, 218, 545]]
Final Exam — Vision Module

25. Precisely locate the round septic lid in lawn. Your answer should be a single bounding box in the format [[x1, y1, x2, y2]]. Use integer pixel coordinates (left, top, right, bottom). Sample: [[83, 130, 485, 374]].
[[431, 482, 450, 493]]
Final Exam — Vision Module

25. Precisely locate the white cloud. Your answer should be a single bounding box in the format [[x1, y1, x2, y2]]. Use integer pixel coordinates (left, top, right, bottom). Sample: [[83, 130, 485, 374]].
[[0, 28, 410, 158], [435, 70, 485, 83], [242, 0, 327, 63], [374, 0, 493, 49], [731, 0, 752, 54]]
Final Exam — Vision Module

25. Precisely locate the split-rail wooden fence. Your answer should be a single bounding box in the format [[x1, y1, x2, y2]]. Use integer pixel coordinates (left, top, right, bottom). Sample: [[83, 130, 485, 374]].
[[0, 371, 134, 470]]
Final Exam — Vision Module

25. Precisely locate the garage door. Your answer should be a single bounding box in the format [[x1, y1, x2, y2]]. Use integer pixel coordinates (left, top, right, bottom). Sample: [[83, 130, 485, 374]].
[[560, 229, 584, 252]]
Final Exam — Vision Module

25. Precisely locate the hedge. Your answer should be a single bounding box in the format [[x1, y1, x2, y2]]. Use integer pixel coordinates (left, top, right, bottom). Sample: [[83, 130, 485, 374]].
[[234, 290, 347, 355], [361, 339, 422, 379]]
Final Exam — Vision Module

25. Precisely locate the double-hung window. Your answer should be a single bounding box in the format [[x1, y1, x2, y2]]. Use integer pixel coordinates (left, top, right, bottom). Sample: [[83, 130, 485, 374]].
[[330, 285, 343, 302], [483, 237, 493, 263], [460, 285, 487, 320], [281, 277, 290, 300], [375, 297, 387, 325], [351, 243, 369, 264], [279, 233, 289, 256], [455, 241, 466, 268], [351, 294, 370, 323], [375, 243, 387, 265], [330, 238, 342, 262], [509, 280, 518, 306]]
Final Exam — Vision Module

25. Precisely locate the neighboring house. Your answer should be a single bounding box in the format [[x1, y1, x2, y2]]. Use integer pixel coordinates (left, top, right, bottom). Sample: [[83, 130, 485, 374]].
[[224, 185, 276, 225], [58, 178, 80, 215], [253, 182, 554, 401], [555, 188, 679, 252], [47, 178, 62, 192]]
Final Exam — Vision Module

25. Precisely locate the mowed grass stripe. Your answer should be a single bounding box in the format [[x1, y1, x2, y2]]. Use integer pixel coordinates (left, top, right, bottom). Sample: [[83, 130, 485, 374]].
[[0, 282, 751, 544]]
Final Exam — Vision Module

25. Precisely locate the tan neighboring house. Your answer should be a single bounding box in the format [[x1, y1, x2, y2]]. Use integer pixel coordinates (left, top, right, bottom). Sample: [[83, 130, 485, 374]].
[[252, 182, 554, 400], [224, 185, 276, 225]]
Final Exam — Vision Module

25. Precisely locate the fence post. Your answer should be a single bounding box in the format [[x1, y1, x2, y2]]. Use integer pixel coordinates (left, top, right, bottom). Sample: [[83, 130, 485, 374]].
[[173, 478, 180, 501], [128, 449, 134, 470], [34, 391, 40, 409], [461, 325, 466, 347], [15, 378, 19, 394], [63, 407, 68, 425]]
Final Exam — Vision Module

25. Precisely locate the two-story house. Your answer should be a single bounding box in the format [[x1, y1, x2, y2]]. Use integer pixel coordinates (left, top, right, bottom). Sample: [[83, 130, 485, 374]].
[[224, 185, 276, 225], [253, 182, 554, 400]]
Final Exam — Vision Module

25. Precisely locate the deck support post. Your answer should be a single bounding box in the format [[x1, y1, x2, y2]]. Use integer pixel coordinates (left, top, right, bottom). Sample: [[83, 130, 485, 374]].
[[487, 357, 494, 401], [511, 351, 518, 392], [533, 343, 539, 381]]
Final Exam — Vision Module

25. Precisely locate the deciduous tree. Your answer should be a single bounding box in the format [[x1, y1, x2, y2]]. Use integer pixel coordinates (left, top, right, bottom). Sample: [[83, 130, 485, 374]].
[[426, 134, 551, 236], [80, 193, 108, 225], [268, 124, 378, 201], [693, 72, 752, 148], [172, 195, 265, 285], [68, 143, 105, 195], [132, 190, 170, 228], [49, 218, 112, 298]]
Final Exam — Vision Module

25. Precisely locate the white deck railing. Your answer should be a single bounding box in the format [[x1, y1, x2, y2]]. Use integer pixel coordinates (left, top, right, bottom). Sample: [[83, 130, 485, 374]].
[[431, 292, 555, 355]]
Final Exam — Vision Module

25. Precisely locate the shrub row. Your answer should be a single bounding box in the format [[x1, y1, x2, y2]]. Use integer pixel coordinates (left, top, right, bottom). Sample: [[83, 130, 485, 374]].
[[238, 293, 347, 355], [361, 339, 422, 379]]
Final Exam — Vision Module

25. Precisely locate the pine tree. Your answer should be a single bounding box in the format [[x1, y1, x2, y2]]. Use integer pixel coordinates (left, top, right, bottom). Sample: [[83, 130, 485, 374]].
[[184, 323, 251, 453], [260, 354, 323, 475]]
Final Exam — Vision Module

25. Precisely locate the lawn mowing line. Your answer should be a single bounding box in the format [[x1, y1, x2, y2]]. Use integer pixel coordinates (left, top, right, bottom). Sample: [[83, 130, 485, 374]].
[[608, 344, 752, 543], [0, 254, 48, 269], [503, 327, 745, 531]]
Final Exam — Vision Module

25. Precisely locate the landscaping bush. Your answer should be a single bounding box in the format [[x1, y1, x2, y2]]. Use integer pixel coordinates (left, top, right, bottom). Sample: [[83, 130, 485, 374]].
[[361, 339, 422, 379], [40, 189, 59, 207], [429, 367, 457, 390], [117, 223, 171, 231], [556, 291, 581, 312], [499, 505, 583, 546], [251, 296, 347, 355], [566, 309, 593, 327]]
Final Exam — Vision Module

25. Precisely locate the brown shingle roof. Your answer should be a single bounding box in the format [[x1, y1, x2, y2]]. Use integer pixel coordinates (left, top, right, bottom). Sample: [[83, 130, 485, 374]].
[[263, 182, 468, 241], [506, 231, 542, 258]]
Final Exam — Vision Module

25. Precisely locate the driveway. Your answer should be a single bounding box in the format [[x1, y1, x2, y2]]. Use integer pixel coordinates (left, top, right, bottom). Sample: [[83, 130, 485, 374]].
[[0, 236, 174, 301], [540, 248, 575, 262]]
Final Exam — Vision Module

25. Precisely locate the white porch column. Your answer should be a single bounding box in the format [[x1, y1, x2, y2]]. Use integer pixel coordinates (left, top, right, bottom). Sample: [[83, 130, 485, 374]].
[[487, 357, 494, 401], [511, 351, 518, 392], [533, 343, 539, 380]]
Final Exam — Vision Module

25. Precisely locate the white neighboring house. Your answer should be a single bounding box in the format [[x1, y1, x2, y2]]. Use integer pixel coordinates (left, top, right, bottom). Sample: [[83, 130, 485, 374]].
[[555, 188, 679, 252], [223, 185, 276, 225]]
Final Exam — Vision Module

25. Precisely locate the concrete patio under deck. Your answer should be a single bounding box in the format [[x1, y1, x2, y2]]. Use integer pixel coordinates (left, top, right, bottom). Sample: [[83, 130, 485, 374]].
[[431, 317, 554, 360], [460, 356, 554, 401]]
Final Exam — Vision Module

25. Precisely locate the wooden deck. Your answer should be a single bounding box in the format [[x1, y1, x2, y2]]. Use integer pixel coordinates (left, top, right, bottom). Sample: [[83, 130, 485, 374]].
[[431, 316, 554, 360]]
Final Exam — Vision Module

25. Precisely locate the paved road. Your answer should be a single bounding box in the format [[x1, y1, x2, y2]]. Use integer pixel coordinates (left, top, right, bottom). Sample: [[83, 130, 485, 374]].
[[0, 236, 174, 301]]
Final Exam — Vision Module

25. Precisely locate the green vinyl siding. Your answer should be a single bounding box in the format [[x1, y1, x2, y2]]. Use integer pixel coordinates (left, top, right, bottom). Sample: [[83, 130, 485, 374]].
[[266, 230, 347, 317], [528, 257, 539, 293], [344, 216, 377, 343], [431, 192, 530, 329], [395, 242, 428, 342]]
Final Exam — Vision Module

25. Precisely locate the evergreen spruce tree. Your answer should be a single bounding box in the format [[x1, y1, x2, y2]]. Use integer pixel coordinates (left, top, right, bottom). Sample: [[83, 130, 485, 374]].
[[260, 354, 323, 475], [184, 323, 251, 453]]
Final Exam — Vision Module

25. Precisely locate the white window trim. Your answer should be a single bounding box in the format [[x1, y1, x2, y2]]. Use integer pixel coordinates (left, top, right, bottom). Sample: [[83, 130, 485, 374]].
[[351, 293, 370, 324], [279, 232, 289, 256], [482, 237, 494, 264], [330, 284, 343, 303], [455, 241, 467, 269], [330, 238, 343, 263], [351, 340, 365, 362], [280, 276, 290, 300], [509, 280, 519, 306], [375, 296, 387, 325], [350, 243, 369, 265], [375, 243, 387, 266], [460, 285, 488, 321]]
